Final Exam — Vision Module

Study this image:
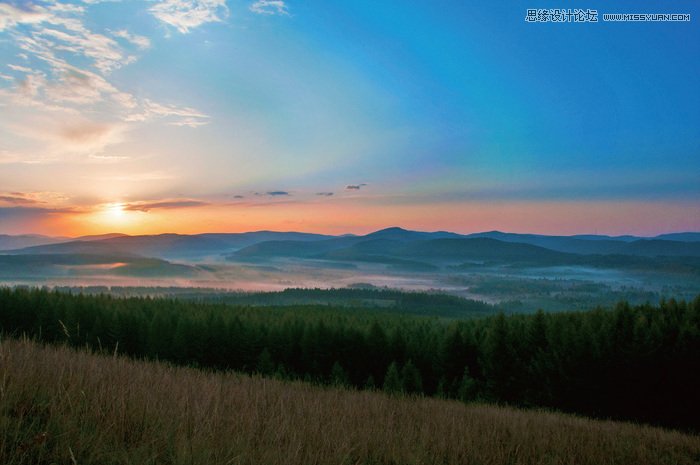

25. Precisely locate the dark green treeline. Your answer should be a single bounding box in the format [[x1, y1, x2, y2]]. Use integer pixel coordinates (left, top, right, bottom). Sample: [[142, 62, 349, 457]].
[[0, 287, 698, 430]]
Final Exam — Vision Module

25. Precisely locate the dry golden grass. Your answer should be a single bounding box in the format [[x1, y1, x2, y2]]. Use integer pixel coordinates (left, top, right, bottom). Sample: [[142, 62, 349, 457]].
[[1, 338, 698, 465]]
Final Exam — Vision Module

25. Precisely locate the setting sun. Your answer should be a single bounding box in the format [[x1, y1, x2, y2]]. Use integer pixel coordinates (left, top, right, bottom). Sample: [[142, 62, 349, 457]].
[[93, 202, 135, 229], [106, 203, 125, 220]]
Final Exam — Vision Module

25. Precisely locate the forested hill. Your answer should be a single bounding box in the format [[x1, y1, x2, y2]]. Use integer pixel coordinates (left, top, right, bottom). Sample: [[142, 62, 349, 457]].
[[0, 287, 698, 431], [50, 286, 498, 318]]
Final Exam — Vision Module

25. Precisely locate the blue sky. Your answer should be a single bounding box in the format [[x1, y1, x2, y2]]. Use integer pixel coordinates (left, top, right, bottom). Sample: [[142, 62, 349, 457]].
[[0, 0, 698, 235]]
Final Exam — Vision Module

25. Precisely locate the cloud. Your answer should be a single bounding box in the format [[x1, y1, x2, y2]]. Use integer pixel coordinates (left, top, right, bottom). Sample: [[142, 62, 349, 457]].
[[125, 99, 209, 127], [252, 190, 291, 197], [233, 195, 245, 199], [35, 21, 130, 75], [123, 199, 208, 212], [16, 73, 46, 99], [44, 67, 122, 105], [0, 206, 73, 221], [7, 64, 32, 73], [1, 2, 136, 75], [0, 195, 39, 205], [0, 0, 210, 160], [0, 3, 50, 31], [316, 192, 334, 196], [112, 29, 151, 50], [249, 1, 289, 16], [150, 0, 229, 33], [0, 191, 69, 206], [0, 150, 56, 165], [345, 184, 367, 190], [90, 171, 176, 182], [58, 121, 123, 147], [20, 116, 126, 154]]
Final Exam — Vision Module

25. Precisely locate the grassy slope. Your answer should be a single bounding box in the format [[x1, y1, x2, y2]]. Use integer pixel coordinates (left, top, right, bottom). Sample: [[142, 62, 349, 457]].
[[1, 339, 699, 465]]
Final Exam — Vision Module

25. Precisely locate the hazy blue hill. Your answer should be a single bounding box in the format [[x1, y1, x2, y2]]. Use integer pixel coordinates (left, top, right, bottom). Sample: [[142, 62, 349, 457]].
[[91, 234, 241, 259], [400, 238, 573, 263], [0, 253, 200, 278], [229, 232, 700, 268], [74, 233, 130, 241], [197, 231, 333, 248], [0, 234, 67, 251], [110, 258, 201, 277], [364, 227, 464, 242], [0, 233, 125, 252], [618, 239, 700, 257], [322, 239, 405, 255], [230, 237, 356, 259], [314, 239, 436, 269], [7, 231, 334, 261], [655, 232, 700, 242], [571, 234, 639, 242], [462, 231, 700, 256], [4, 229, 700, 266], [5, 240, 126, 256], [314, 237, 573, 266]]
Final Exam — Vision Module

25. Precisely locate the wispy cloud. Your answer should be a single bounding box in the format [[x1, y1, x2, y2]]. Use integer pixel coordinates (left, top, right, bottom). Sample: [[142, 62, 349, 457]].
[[150, 0, 229, 34], [0, 0, 210, 160], [7, 64, 33, 73], [0, 206, 75, 222], [0, 3, 50, 31], [0, 191, 69, 206], [0, 150, 56, 165], [316, 192, 334, 196], [125, 99, 209, 127], [7, 114, 127, 155], [249, 1, 290, 16], [0, 195, 39, 205], [112, 29, 151, 50], [345, 183, 367, 190], [57, 121, 125, 150], [266, 190, 290, 196], [89, 171, 176, 182], [123, 199, 208, 212]]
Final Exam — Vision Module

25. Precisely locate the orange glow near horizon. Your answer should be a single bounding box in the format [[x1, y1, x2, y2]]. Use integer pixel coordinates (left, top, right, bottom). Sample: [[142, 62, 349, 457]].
[[20, 199, 700, 238]]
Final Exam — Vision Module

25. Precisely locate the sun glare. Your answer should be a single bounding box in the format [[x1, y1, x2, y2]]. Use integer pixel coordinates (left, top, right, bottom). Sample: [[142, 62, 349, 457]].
[[106, 203, 125, 220], [94, 202, 135, 230]]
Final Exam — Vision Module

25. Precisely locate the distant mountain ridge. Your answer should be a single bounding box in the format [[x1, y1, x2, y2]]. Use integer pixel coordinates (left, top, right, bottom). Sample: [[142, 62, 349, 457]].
[[2, 228, 699, 268], [3, 231, 334, 260]]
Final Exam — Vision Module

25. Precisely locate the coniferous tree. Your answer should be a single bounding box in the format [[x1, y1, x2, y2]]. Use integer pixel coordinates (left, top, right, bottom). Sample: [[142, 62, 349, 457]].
[[257, 348, 275, 375], [401, 359, 423, 394], [331, 361, 350, 387], [457, 367, 477, 402], [483, 313, 516, 403], [383, 361, 402, 394]]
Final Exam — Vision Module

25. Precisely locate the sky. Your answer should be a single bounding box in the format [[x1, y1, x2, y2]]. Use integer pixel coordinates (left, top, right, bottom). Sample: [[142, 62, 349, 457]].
[[0, 0, 698, 237]]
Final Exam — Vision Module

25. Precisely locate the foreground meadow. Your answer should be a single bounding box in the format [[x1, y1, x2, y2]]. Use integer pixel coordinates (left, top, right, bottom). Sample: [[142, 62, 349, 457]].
[[1, 338, 698, 465]]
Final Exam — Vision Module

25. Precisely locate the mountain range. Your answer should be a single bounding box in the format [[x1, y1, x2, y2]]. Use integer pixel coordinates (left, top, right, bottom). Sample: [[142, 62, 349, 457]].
[[1, 227, 699, 277]]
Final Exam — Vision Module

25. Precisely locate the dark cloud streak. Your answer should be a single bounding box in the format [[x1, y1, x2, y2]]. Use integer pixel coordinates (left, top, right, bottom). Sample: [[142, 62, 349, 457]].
[[123, 200, 208, 212], [0, 195, 40, 205]]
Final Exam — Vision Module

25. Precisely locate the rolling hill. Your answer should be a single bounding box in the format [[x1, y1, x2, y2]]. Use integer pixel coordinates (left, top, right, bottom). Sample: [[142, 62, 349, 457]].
[[2, 228, 699, 275]]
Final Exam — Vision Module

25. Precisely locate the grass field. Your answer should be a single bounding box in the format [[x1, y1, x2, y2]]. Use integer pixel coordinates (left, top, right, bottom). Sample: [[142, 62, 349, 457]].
[[1, 338, 699, 465]]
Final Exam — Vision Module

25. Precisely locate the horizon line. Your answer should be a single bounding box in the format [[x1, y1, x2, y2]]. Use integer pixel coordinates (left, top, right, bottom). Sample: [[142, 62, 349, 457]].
[[3, 226, 699, 240]]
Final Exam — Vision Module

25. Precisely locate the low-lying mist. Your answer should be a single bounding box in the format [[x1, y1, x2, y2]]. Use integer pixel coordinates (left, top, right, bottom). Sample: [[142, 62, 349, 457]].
[[2, 256, 696, 312]]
